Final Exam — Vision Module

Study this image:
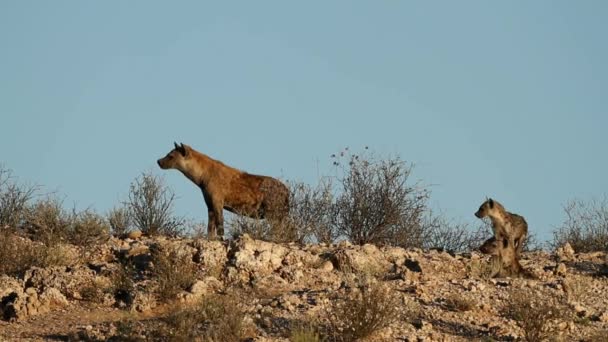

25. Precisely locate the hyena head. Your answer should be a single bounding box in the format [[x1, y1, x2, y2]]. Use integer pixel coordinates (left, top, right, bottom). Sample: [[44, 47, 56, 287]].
[[479, 236, 504, 255], [474, 198, 504, 219], [157, 142, 190, 170], [480, 237, 516, 262]]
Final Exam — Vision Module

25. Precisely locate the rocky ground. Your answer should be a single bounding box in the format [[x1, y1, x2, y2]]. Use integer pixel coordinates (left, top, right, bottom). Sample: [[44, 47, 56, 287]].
[[1, 233, 607, 341]]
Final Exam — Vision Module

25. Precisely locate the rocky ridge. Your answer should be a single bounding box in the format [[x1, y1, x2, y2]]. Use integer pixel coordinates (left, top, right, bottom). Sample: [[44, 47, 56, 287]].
[[1, 234, 607, 341]]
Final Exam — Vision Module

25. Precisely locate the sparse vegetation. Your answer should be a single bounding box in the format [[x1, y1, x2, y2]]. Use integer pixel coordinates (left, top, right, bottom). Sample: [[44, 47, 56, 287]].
[[551, 197, 608, 252], [162, 295, 248, 342], [443, 293, 475, 312], [290, 323, 321, 342], [325, 282, 399, 341], [502, 290, 569, 342], [331, 150, 431, 247], [288, 179, 335, 244], [229, 179, 335, 244], [423, 213, 492, 253], [107, 205, 132, 237], [21, 195, 72, 245], [110, 260, 137, 308], [151, 246, 197, 301], [19, 195, 110, 247], [0, 166, 38, 230], [229, 214, 300, 243], [0, 231, 73, 276], [126, 172, 185, 236], [69, 208, 110, 246]]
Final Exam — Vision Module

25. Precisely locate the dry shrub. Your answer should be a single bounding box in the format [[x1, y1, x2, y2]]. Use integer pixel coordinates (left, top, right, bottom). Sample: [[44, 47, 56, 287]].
[[126, 172, 185, 236], [228, 179, 334, 244], [69, 208, 110, 246], [0, 166, 38, 230], [587, 330, 608, 342], [228, 214, 300, 243], [290, 323, 321, 342], [151, 247, 197, 301], [230, 149, 439, 247], [502, 290, 569, 342], [22, 196, 72, 245], [0, 232, 72, 276], [112, 318, 145, 342], [80, 278, 110, 303], [443, 293, 475, 312], [331, 150, 431, 247], [423, 212, 492, 253], [110, 260, 137, 308], [19, 196, 109, 247], [563, 276, 591, 303], [551, 197, 608, 252], [107, 205, 132, 237], [288, 180, 335, 244], [325, 283, 399, 341], [162, 294, 248, 342]]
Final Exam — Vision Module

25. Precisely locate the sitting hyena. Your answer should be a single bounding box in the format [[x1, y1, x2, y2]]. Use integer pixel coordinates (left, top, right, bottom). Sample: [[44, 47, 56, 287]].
[[157, 142, 289, 239], [479, 236, 528, 278], [475, 198, 528, 257]]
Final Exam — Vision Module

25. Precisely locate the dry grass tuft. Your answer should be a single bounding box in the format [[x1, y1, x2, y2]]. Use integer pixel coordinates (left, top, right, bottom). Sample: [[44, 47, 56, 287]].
[[444, 293, 475, 312], [0, 232, 73, 276], [162, 294, 249, 342], [325, 283, 399, 342], [290, 323, 321, 342], [151, 247, 197, 301], [502, 290, 569, 342]]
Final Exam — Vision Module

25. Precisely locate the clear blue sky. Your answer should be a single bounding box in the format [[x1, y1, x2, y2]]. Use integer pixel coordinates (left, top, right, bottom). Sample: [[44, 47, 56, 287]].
[[1, 1, 606, 241]]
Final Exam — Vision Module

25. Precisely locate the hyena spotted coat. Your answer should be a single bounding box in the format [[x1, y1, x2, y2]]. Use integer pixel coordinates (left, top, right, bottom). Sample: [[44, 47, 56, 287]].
[[157, 142, 289, 239], [475, 198, 528, 257]]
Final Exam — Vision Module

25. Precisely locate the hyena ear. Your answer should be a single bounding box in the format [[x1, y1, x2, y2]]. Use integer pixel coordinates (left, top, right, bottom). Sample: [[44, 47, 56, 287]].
[[178, 143, 189, 157], [488, 198, 494, 208], [174, 141, 180, 150]]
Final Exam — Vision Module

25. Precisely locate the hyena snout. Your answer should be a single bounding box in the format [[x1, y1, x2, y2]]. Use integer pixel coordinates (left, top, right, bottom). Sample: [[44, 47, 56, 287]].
[[157, 158, 171, 170], [474, 210, 483, 218]]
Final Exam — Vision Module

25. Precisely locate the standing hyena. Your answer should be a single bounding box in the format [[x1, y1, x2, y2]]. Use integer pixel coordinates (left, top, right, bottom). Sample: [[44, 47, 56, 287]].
[[157, 142, 289, 239], [474, 198, 528, 257]]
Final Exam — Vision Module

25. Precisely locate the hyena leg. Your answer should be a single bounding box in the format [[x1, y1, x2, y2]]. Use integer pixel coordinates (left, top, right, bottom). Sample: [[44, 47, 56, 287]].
[[214, 205, 225, 239], [207, 209, 217, 239]]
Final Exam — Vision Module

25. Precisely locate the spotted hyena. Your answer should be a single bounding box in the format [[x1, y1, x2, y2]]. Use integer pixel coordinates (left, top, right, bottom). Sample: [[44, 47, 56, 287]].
[[157, 142, 289, 239], [475, 198, 528, 257]]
